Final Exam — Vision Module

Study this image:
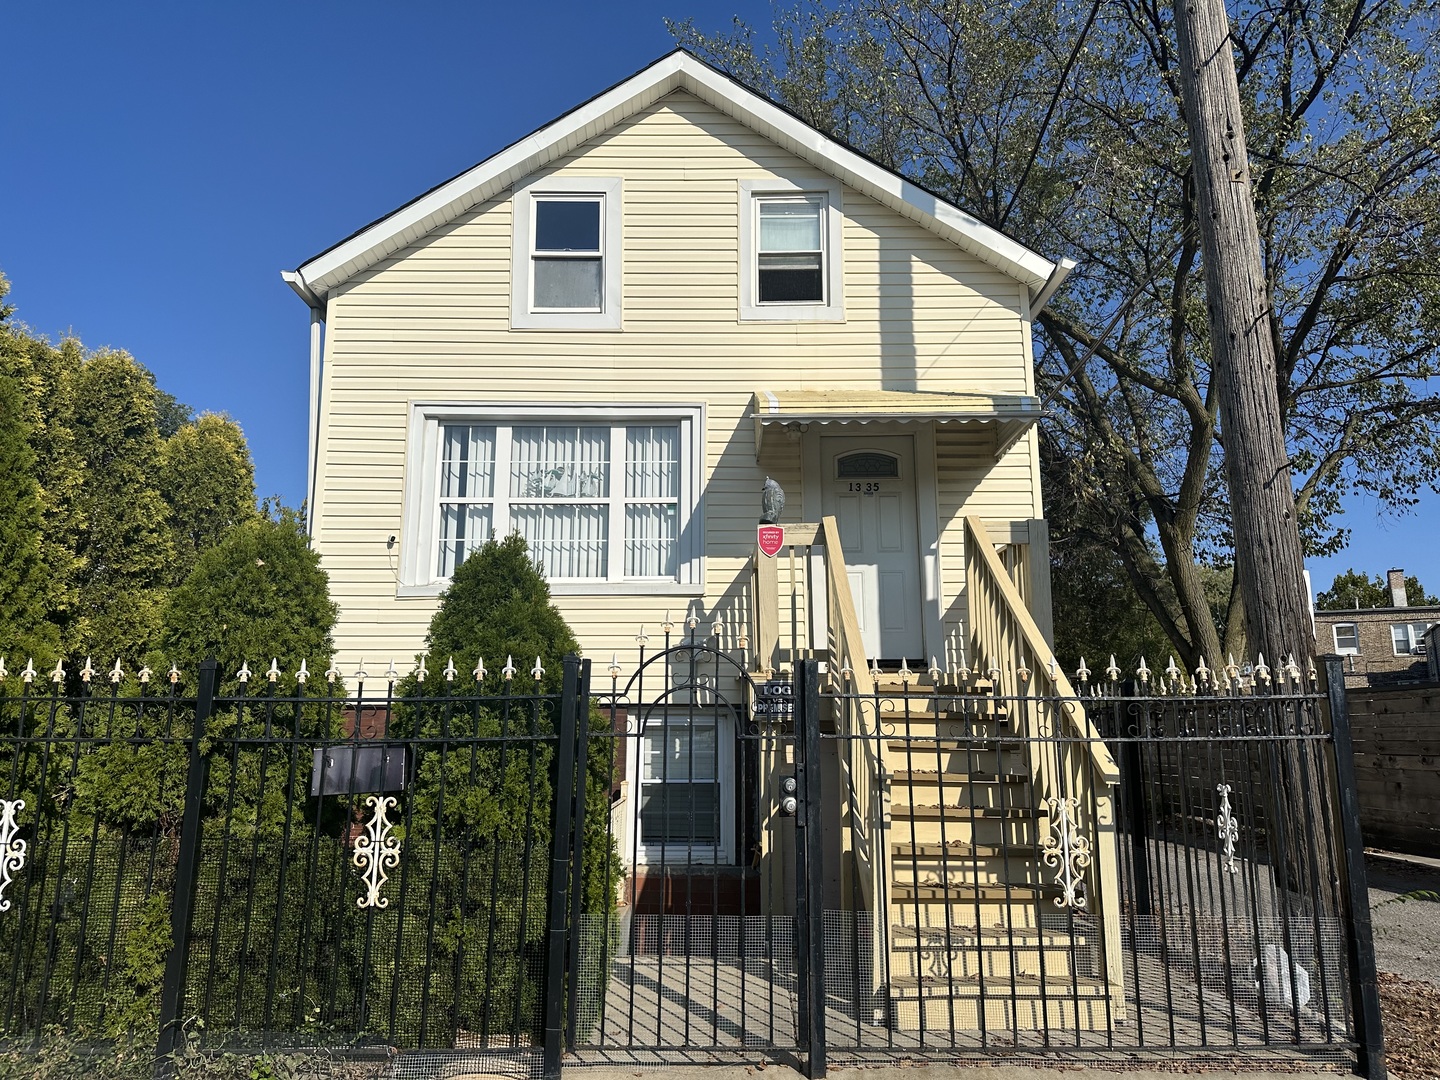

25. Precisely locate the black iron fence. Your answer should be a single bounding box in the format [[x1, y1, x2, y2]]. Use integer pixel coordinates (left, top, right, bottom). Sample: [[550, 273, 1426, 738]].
[[0, 650, 1383, 1078]]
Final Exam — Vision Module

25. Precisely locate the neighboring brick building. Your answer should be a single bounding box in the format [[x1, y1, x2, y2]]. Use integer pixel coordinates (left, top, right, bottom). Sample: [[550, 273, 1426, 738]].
[[1315, 568, 1440, 688]]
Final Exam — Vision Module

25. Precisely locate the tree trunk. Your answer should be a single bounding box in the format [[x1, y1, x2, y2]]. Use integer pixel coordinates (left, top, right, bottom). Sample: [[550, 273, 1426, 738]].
[[1171, 0, 1316, 669]]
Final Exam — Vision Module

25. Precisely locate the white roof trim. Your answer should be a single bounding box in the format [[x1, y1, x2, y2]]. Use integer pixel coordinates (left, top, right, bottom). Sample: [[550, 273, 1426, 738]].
[[290, 51, 1057, 302]]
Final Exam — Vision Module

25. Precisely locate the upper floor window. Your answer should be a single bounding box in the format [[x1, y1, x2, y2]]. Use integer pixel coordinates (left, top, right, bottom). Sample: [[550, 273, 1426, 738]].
[[1391, 621, 1434, 656], [1332, 623, 1359, 655], [739, 179, 844, 322], [511, 177, 622, 330]]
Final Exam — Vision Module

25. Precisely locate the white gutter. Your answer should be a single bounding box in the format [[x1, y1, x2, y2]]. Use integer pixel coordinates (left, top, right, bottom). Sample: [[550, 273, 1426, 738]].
[[281, 270, 325, 538], [1030, 257, 1077, 316]]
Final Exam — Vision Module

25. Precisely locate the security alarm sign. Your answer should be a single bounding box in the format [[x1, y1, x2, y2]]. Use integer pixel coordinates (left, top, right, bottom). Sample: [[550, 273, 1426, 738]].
[[758, 525, 785, 558]]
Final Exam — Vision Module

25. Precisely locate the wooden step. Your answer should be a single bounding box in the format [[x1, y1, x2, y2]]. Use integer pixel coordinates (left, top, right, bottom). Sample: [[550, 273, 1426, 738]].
[[891, 883, 1057, 902], [892, 924, 1091, 947], [889, 769, 1027, 784], [892, 804, 1037, 820], [889, 971, 1109, 998]]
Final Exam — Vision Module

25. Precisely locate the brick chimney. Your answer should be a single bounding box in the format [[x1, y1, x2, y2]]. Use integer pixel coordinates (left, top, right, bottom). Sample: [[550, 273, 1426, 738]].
[[1388, 568, 1408, 607]]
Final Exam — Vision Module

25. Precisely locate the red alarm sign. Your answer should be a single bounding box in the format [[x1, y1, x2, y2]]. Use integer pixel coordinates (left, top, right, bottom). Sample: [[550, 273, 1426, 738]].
[[758, 525, 785, 558]]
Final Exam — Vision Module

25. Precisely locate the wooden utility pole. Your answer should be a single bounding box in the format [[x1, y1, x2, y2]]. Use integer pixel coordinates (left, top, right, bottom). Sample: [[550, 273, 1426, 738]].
[[1172, 0, 1316, 667]]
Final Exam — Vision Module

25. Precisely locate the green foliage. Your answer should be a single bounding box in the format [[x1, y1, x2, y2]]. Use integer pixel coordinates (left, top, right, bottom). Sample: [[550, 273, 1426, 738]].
[[160, 414, 259, 582], [158, 507, 337, 677], [420, 533, 580, 691], [1317, 569, 1439, 610], [0, 273, 269, 666], [68, 350, 176, 659], [0, 371, 59, 659]]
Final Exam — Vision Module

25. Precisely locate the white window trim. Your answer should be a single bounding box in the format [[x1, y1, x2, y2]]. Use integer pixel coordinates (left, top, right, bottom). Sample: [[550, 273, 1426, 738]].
[[511, 176, 622, 330], [739, 178, 844, 322], [1331, 623, 1359, 655], [398, 402, 704, 597], [627, 708, 736, 865], [1390, 621, 1434, 656]]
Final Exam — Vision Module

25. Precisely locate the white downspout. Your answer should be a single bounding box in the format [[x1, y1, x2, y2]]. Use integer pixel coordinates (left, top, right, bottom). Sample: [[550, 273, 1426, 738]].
[[281, 269, 325, 538], [306, 306, 323, 536]]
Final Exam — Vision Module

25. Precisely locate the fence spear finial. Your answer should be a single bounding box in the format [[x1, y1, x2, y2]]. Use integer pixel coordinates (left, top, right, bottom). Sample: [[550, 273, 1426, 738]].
[[1105, 655, 1121, 683], [415, 656, 428, 683], [503, 655, 517, 681], [80, 657, 94, 684], [1165, 655, 1181, 685], [930, 657, 943, 684], [138, 664, 152, 685], [169, 662, 181, 685], [1136, 656, 1150, 684], [1283, 653, 1301, 684], [1076, 657, 1090, 684], [1254, 653, 1271, 685], [1225, 653, 1240, 686], [472, 656, 486, 682], [384, 659, 399, 684], [22, 659, 36, 684], [662, 610, 674, 636], [0, 657, 6, 680], [352, 658, 368, 683], [237, 661, 252, 684], [51, 658, 66, 685], [531, 656, 545, 681], [443, 657, 457, 682], [608, 653, 622, 679], [636, 625, 649, 647], [325, 660, 341, 685], [297, 659, 309, 685], [268, 658, 281, 683], [1194, 656, 1211, 686], [1016, 657, 1031, 684], [110, 659, 124, 685]]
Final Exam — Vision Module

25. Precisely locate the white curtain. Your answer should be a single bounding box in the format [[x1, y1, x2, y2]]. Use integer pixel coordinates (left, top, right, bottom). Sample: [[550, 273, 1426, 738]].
[[625, 425, 679, 577], [759, 198, 822, 252], [437, 425, 495, 577], [509, 425, 611, 579]]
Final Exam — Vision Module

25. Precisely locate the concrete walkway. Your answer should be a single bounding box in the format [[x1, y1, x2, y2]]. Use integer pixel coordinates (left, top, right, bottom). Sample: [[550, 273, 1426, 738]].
[[572, 1065, 1345, 1080]]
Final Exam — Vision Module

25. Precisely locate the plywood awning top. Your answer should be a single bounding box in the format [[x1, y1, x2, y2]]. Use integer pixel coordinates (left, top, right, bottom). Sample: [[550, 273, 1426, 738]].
[[750, 389, 1042, 458]]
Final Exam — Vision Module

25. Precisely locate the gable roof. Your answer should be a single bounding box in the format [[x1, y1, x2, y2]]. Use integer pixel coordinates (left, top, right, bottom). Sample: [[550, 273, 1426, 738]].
[[284, 49, 1068, 308]]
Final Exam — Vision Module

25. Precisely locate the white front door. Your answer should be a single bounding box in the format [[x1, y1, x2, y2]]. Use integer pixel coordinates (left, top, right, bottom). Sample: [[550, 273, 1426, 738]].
[[820, 435, 924, 660]]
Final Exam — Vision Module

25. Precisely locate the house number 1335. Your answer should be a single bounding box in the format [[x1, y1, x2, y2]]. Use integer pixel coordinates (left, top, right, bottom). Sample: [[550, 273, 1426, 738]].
[[847, 482, 883, 493]]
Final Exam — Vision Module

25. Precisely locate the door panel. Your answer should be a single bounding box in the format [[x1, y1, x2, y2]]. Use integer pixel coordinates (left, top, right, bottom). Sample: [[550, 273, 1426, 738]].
[[820, 435, 924, 659]]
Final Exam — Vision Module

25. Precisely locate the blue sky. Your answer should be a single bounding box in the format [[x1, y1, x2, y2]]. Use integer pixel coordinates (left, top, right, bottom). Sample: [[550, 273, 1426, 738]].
[[2, 1, 1435, 599]]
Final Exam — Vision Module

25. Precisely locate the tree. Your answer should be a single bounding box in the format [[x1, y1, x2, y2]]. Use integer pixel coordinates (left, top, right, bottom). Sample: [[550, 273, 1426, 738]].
[[1316, 568, 1439, 610], [159, 505, 337, 675], [67, 349, 176, 660], [159, 412, 259, 582], [673, 0, 1440, 666], [0, 371, 60, 661]]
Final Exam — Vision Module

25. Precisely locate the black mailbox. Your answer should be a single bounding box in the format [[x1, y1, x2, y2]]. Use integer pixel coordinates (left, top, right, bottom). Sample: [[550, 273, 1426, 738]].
[[310, 745, 409, 796]]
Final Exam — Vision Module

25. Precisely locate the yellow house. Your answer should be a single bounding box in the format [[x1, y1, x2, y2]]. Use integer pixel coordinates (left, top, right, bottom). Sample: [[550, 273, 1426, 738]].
[[284, 49, 1121, 1035]]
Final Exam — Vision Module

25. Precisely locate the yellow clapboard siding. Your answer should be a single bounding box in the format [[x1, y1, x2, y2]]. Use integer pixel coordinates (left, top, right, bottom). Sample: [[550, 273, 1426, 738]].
[[312, 88, 1044, 668]]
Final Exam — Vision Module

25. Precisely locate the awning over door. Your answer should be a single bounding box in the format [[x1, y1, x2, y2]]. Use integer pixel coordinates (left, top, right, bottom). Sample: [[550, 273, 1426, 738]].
[[750, 389, 1042, 458]]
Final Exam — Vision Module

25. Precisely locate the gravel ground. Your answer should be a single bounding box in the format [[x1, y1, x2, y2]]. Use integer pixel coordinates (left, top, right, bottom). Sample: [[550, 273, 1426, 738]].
[[1366, 853, 1440, 985], [1365, 853, 1440, 1079]]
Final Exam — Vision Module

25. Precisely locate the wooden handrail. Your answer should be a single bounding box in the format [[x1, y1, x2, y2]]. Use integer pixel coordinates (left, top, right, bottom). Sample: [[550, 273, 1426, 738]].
[[964, 515, 1119, 784]]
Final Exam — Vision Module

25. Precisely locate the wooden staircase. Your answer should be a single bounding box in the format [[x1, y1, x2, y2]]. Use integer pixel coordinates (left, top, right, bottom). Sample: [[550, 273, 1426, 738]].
[[875, 675, 1111, 1031]]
